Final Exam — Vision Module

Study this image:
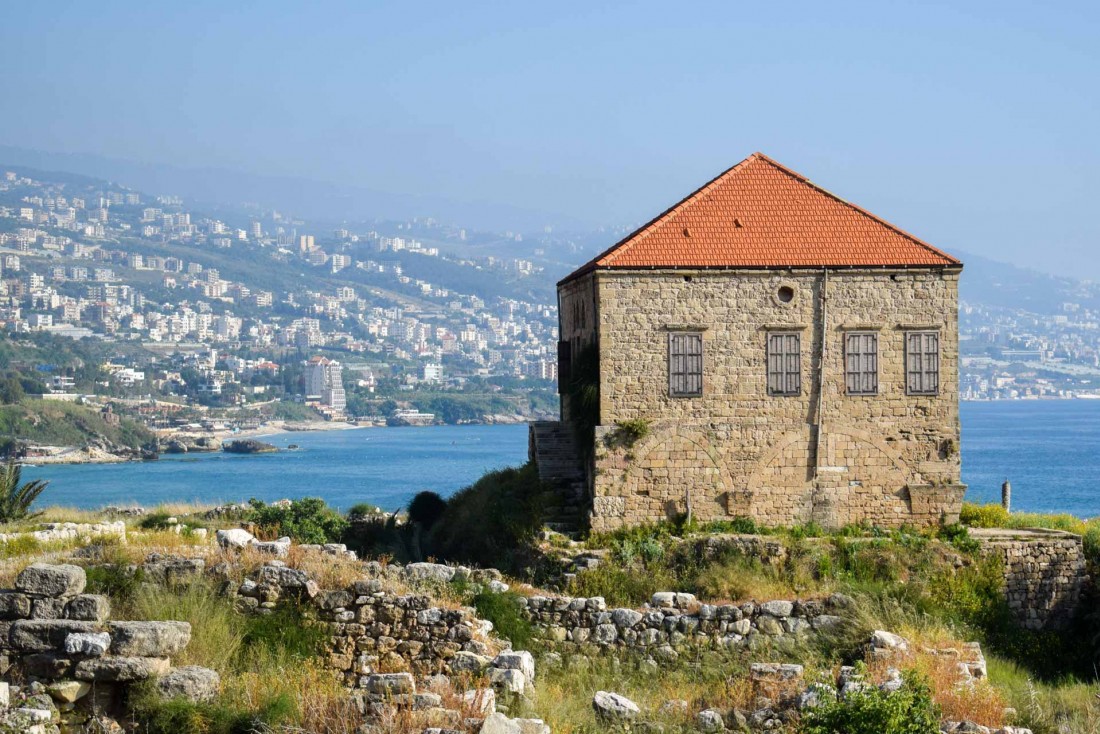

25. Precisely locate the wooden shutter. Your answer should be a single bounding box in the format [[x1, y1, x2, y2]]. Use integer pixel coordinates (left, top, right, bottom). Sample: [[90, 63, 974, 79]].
[[845, 332, 878, 395], [767, 332, 801, 396], [668, 332, 703, 397], [907, 331, 940, 395]]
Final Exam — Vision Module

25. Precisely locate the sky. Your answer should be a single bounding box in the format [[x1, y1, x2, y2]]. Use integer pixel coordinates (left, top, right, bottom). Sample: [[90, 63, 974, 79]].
[[1, 1, 1098, 276]]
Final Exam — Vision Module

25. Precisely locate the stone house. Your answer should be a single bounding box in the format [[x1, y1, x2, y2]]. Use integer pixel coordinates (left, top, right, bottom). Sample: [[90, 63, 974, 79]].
[[533, 152, 965, 532]]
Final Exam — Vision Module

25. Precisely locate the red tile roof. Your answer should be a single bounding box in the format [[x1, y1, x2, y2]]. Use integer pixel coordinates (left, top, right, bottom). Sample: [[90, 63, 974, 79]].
[[561, 153, 960, 284]]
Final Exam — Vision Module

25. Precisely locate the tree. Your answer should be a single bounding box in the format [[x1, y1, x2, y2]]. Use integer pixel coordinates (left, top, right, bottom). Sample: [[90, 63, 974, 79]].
[[0, 376, 24, 405], [0, 460, 48, 522]]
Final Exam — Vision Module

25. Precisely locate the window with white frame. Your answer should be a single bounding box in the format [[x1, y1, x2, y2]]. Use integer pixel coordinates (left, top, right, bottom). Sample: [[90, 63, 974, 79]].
[[845, 332, 879, 395], [766, 332, 801, 396], [906, 331, 940, 395], [668, 332, 703, 397]]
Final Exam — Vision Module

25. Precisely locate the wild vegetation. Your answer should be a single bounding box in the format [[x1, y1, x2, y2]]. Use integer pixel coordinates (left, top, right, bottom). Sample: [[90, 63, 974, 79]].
[[0, 464, 1098, 733]]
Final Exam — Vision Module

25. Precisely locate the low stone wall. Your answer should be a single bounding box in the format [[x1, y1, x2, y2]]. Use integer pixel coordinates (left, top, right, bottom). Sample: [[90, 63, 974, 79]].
[[973, 528, 1087, 630], [520, 591, 852, 655], [0, 521, 126, 546]]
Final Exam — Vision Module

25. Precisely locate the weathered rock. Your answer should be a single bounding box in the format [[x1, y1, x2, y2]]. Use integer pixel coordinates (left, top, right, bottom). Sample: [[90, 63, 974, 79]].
[[10, 620, 98, 652], [760, 600, 794, 618], [514, 718, 551, 734], [363, 672, 415, 695], [870, 630, 910, 653], [452, 651, 491, 673], [46, 680, 90, 703], [157, 666, 221, 702], [15, 564, 86, 597], [491, 650, 535, 682], [592, 690, 640, 721], [65, 595, 111, 623], [253, 537, 291, 557], [489, 668, 526, 695], [696, 708, 726, 732], [74, 656, 171, 681], [611, 608, 644, 628], [0, 591, 31, 619], [108, 621, 191, 657], [480, 712, 522, 734], [462, 687, 496, 715], [64, 632, 111, 657], [215, 528, 255, 549], [403, 563, 457, 583]]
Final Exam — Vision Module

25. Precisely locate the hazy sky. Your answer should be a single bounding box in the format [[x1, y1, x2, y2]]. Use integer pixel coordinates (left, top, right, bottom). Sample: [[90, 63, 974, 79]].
[[1, 1, 1098, 275]]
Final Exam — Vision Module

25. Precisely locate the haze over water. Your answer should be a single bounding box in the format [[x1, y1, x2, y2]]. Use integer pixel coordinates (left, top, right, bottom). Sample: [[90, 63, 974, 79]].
[[24, 402, 1100, 518]]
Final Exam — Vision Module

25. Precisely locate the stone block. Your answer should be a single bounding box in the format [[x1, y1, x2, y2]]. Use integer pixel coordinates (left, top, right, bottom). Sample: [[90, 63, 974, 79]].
[[108, 621, 191, 657], [16, 564, 87, 597], [10, 620, 98, 652], [157, 666, 221, 702], [65, 595, 111, 623], [74, 656, 171, 682]]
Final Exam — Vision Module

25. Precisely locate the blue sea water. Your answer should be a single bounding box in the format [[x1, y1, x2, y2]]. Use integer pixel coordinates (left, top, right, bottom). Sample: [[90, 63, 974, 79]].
[[21, 401, 1100, 517], [25, 425, 530, 512]]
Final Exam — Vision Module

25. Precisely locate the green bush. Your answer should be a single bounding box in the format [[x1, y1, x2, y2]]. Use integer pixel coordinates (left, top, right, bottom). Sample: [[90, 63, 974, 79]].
[[86, 564, 144, 601], [139, 511, 175, 530], [960, 502, 1011, 528], [246, 497, 348, 544], [799, 668, 940, 734], [429, 463, 544, 568], [471, 591, 535, 650], [129, 686, 295, 734]]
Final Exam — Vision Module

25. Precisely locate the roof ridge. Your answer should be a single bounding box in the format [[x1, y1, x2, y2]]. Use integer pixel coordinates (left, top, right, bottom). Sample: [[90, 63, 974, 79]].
[[748, 153, 960, 266]]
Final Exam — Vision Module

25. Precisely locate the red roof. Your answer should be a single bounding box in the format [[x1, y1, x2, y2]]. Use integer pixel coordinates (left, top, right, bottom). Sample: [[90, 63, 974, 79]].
[[562, 153, 960, 284]]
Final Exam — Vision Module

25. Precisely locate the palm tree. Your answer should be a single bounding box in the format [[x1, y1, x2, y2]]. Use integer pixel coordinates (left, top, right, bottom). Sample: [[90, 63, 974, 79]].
[[0, 460, 48, 523]]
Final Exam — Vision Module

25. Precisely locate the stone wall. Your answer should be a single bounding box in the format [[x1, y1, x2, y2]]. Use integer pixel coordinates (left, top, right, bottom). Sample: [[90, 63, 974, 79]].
[[0, 562, 214, 731], [574, 267, 962, 531], [519, 590, 852, 655], [973, 528, 1087, 630]]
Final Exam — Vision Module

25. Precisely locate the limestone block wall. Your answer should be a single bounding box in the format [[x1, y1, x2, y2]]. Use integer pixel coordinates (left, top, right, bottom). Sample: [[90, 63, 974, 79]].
[[973, 529, 1087, 630], [585, 267, 963, 531], [519, 591, 852, 654]]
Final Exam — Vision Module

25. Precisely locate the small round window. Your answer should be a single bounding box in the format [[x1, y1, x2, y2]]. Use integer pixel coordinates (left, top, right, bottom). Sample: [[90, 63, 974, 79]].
[[776, 285, 795, 303]]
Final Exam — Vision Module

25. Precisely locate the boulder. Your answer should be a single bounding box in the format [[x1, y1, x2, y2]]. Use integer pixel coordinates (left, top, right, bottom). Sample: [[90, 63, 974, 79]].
[[64, 632, 111, 657], [109, 621, 191, 657], [74, 656, 171, 682], [870, 630, 910, 653], [215, 528, 255, 549], [514, 719, 551, 734], [592, 691, 640, 722], [16, 564, 86, 597], [157, 666, 221, 702]]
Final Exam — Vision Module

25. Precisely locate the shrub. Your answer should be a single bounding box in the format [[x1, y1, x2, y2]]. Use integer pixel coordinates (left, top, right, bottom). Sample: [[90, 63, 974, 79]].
[[407, 491, 447, 531], [799, 668, 940, 734], [138, 511, 175, 530], [429, 463, 544, 568], [960, 503, 1011, 528], [246, 497, 348, 545], [241, 602, 328, 660], [347, 502, 383, 519], [471, 590, 535, 650]]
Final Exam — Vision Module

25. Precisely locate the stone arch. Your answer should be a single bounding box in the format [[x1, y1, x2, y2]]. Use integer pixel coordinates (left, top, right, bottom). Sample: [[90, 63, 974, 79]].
[[615, 424, 731, 523], [745, 423, 917, 528]]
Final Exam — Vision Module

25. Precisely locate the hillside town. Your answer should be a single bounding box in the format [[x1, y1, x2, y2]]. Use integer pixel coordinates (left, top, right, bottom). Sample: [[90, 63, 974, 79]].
[[0, 169, 560, 426]]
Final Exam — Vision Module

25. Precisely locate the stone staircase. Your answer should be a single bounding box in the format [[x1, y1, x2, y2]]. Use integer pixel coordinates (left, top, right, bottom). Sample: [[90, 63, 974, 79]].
[[529, 421, 587, 535]]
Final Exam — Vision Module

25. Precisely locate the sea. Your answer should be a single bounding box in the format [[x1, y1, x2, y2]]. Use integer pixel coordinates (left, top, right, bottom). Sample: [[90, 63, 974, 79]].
[[20, 401, 1100, 517]]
